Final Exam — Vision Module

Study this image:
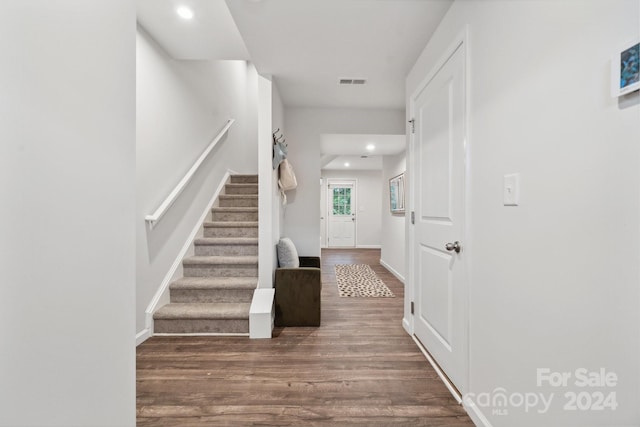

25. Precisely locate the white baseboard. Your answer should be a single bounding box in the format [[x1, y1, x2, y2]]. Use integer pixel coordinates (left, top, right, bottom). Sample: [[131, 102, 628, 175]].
[[402, 317, 412, 335], [379, 258, 405, 283], [356, 244, 381, 249], [412, 335, 462, 404], [463, 398, 492, 427], [140, 170, 233, 346], [136, 328, 152, 346], [410, 339, 492, 426]]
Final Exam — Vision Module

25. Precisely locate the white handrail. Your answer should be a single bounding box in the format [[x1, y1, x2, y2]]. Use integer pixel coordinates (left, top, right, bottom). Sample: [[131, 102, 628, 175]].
[[145, 118, 235, 229]]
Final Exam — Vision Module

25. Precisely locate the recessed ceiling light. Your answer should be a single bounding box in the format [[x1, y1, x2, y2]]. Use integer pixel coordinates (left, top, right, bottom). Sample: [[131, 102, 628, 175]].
[[344, 162, 350, 167], [366, 144, 375, 151], [176, 6, 194, 20]]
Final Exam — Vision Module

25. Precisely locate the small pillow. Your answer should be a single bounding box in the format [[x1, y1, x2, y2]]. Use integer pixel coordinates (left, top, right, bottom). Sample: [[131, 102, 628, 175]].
[[277, 238, 300, 268]]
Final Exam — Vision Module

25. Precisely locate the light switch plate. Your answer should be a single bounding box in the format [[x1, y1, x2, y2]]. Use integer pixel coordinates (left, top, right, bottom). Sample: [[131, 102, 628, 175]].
[[503, 173, 520, 206]]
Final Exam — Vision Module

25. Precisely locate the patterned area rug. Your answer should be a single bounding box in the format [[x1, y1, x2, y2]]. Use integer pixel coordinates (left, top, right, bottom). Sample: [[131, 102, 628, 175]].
[[334, 264, 395, 298]]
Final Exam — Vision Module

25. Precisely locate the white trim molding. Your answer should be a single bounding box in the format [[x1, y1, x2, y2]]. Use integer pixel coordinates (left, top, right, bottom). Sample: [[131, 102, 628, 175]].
[[379, 258, 405, 283], [402, 317, 412, 336], [136, 328, 151, 346], [412, 335, 462, 404], [463, 398, 494, 427]]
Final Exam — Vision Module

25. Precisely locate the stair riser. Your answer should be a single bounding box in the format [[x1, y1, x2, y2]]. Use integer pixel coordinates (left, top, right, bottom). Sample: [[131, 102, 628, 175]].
[[225, 185, 258, 195], [230, 176, 258, 184], [170, 289, 254, 304], [195, 244, 258, 256], [154, 319, 249, 334], [204, 227, 258, 238], [219, 197, 258, 207], [212, 211, 258, 222], [183, 265, 258, 277]]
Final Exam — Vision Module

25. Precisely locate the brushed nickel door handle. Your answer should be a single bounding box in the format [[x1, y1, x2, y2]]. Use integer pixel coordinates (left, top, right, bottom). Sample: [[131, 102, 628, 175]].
[[445, 241, 461, 253]]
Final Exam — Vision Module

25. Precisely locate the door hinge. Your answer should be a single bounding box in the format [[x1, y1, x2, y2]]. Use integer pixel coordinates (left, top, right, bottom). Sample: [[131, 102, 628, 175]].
[[411, 301, 415, 315], [411, 211, 415, 224], [408, 118, 415, 134]]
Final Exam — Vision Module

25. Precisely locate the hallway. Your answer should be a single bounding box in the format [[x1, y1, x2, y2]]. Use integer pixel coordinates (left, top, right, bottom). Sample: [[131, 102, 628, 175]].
[[137, 248, 473, 426]]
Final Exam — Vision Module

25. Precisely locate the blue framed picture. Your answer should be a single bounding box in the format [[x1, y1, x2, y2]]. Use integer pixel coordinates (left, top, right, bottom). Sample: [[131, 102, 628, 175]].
[[612, 38, 640, 97]]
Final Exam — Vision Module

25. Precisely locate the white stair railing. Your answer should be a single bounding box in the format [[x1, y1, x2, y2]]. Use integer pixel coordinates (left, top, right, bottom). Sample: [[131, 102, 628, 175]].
[[145, 118, 235, 229]]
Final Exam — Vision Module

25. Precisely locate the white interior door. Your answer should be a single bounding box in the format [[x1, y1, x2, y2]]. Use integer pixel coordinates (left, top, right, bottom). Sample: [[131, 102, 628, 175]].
[[412, 42, 468, 393], [327, 181, 356, 247]]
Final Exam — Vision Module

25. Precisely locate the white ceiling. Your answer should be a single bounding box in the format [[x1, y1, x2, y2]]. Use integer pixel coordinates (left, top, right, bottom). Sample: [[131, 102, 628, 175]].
[[226, 0, 453, 109], [321, 134, 405, 170], [321, 134, 405, 156], [136, 0, 443, 165], [137, 0, 250, 60], [323, 155, 383, 171], [137, 0, 453, 108]]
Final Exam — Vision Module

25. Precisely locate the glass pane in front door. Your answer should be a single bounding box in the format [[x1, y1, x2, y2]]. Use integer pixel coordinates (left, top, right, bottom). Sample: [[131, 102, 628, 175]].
[[332, 187, 352, 215]]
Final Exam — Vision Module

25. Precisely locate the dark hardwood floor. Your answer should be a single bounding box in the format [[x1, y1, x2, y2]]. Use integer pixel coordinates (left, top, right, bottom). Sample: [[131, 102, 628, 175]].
[[137, 248, 474, 426]]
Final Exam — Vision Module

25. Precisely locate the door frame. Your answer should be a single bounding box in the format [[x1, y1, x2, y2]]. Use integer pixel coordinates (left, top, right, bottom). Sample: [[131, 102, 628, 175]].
[[406, 27, 471, 399], [326, 178, 358, 248]]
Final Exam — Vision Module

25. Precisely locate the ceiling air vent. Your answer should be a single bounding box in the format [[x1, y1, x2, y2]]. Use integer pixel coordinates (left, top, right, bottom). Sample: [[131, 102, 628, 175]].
[[338, 78, 367, 85]]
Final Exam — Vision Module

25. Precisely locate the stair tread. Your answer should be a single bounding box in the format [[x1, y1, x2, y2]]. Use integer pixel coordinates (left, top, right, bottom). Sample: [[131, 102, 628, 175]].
[[171, 277, 257, 290], [219, 194, 258, 198], [212, 207, 258, 212], [195, 237, 258, 245], [204, 221, 258, 228], [154, 303, 250, 320], [183, 255, 259, 265], [226, 183, 258, 186]]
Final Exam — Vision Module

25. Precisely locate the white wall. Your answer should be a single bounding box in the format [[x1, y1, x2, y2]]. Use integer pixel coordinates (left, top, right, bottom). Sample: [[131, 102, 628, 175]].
[[0, 1, 135, 425], [406, 1, 640, 426], [258, 77, 285, 287], [272, 85, 285, 242], [283, 108, 405, 256], [320, 170, 383, 248], [257, 75, 279, 288], [381, 152, 407, 281], [136, 27, 258, 333]]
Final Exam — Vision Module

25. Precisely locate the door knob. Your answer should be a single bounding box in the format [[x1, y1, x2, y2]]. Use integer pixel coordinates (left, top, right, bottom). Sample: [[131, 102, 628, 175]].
[[445, 241, 461, 253]]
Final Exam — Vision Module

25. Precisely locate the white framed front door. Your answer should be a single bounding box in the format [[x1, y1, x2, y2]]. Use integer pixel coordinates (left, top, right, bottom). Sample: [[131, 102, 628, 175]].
[[327, 180, 356, 248], [410, 35, 469, 394]]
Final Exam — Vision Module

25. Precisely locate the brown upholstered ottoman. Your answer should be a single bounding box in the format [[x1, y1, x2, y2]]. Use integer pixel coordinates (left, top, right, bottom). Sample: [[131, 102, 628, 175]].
[[274, 256, 321, 326]]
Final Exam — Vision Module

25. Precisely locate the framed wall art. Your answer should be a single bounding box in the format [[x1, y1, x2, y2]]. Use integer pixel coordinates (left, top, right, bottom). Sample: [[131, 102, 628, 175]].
[[389, 172, 405, 214], [611, 37, 639, 97]]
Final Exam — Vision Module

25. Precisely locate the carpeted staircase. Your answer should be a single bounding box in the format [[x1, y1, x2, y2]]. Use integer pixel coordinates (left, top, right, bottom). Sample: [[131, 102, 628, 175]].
[[153, 174, 258, 335]]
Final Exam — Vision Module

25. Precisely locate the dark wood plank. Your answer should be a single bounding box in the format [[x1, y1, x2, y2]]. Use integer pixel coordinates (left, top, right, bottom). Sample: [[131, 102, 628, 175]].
[[137, 248, 474, 426]]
